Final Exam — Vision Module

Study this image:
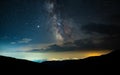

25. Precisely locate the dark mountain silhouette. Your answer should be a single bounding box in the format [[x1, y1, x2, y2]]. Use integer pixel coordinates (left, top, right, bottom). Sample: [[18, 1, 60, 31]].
[[0, 50, 119, 74]]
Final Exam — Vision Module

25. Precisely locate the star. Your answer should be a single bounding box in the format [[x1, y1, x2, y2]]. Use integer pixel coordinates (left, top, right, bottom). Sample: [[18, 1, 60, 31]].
[[37, 25, 40, 28]]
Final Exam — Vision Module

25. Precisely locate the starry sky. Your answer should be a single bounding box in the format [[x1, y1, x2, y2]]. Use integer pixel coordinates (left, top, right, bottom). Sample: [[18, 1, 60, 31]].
[[0, 0, 120, 52]]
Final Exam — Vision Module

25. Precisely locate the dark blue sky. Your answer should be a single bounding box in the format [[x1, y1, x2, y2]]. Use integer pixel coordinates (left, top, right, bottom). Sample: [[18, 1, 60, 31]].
[[0, 0, 54, 44], [0, 0, 120, 51]]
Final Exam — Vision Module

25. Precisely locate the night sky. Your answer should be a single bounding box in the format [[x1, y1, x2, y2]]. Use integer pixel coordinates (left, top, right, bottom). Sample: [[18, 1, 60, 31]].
[[0, 0, 120, 61]]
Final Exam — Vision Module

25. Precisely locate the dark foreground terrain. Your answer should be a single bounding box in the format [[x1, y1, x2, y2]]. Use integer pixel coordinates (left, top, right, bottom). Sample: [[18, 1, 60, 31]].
[[0, 50, 119, 74]]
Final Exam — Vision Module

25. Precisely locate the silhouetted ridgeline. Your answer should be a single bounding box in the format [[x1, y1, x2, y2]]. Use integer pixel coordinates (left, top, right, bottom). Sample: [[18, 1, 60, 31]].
[[0, 50, 119, 74]]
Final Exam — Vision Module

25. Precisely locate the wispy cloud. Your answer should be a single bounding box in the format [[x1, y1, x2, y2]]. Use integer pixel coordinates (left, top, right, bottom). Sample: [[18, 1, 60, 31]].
[[15, 43, 54, 52], [18, 38, 32, 44], [10, 42, 16, 44], [10, 38, 32, 45]]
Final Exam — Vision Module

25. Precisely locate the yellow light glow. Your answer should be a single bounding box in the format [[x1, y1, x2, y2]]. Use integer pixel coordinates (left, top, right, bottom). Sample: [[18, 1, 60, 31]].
[[0, 50, 112, 62]]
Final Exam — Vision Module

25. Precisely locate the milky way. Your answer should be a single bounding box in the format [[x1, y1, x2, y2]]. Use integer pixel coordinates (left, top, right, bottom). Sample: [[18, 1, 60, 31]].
[[45, 0, 76, 44]]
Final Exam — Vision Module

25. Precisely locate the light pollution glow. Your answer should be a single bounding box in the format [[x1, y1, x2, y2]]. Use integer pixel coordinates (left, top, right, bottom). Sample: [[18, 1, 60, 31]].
[[0, 50, 111, 62]]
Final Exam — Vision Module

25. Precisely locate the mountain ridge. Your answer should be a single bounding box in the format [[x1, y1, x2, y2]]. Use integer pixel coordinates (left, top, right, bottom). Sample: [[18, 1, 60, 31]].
[[0, 50, 119, 74]]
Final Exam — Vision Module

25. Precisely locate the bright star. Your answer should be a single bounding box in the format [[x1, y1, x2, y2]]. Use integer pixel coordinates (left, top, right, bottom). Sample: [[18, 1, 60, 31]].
[[37, 25, 40, 28]]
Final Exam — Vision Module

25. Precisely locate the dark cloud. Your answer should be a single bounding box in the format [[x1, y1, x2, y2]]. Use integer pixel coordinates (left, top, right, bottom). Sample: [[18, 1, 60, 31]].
[[29, 40, 110, 52], [44, 23, 120, 51], [81, 23, 120, 49], [28, 23, 120, 52], [106, 14, 120, 25], [30, 44, 78, 52], [81, 23, 120, 35]]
